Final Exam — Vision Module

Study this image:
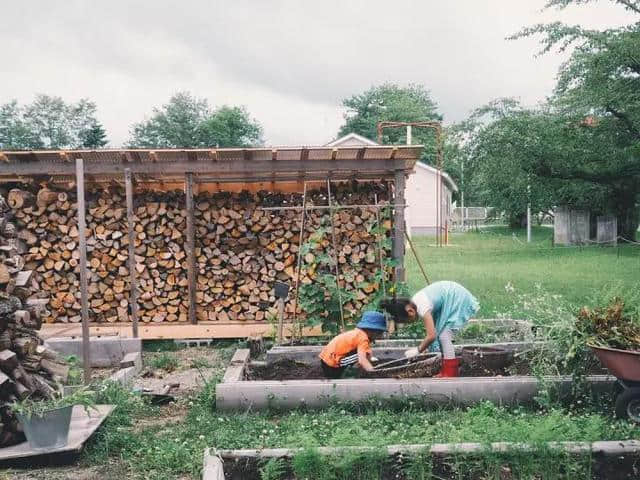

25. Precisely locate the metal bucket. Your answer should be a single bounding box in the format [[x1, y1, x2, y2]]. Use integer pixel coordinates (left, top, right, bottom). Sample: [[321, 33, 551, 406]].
[[18, 405, 73, 450]]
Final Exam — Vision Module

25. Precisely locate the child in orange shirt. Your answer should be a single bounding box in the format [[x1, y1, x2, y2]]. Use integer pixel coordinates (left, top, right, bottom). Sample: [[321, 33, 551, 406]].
[[319, 311, 386, 379]]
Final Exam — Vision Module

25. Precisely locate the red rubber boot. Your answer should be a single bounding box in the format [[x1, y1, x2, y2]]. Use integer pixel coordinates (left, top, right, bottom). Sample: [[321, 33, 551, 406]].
[[434, 358, 460, 378]]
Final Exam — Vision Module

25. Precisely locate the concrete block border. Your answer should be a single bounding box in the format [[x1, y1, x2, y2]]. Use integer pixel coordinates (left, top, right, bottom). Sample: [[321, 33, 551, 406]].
[[45, 336, 142, 368], [216, 344, 613, 411], [205, 440, 640, 479], [108, 351, 143, 386]]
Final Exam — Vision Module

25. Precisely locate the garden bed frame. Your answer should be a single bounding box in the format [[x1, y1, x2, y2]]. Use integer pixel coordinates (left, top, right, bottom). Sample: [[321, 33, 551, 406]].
[[204, 440, 640, 479], [216, 347, 614, 411]]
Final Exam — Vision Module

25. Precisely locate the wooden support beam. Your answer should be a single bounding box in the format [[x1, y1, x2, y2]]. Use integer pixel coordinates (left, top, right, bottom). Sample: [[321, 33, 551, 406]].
[[393, 169, 406, 283], [75, 158, 91, 384], [0, 158, 410, 177], [40, 322, 325, 340], [124, 168, 139, 337], [291, 182, 308, 333], [185, 172, 197, 325]]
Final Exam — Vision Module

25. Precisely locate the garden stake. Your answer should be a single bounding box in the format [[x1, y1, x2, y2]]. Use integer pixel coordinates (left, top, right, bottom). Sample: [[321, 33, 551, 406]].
[[405, 230, 431, 285], [327, 180, 346, 332]]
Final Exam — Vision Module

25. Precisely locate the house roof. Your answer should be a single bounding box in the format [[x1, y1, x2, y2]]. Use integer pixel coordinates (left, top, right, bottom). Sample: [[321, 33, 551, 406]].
[[324, 132, 380, 147], [415, 162, 458, 193]]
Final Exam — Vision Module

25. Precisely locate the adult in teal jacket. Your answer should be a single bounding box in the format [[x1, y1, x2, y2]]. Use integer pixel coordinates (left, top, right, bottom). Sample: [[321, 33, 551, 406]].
[[381, 281, 479, 377]]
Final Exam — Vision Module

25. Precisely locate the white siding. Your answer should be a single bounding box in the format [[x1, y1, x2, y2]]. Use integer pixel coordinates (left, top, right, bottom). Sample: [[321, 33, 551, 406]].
[[405, 165, 453, 236]]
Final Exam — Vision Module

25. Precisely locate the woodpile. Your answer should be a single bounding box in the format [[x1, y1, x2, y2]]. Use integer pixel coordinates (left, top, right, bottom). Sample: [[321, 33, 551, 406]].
[[7, 182, 391, 325], [0, 192, 69, 447]]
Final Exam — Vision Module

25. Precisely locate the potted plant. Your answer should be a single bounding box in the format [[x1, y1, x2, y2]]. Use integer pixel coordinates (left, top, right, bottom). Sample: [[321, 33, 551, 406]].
[[11, 387, 96, 450]]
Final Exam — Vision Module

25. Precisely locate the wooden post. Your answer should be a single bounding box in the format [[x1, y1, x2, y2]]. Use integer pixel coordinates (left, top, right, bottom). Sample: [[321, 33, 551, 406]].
[[125, 168, 139, 337], [326, 180, 345, 332], [277, 298, 285, 344], [393, 169, 406, 282], [185, 172, 197, 324], [75, 158, 91, 384], [291, 183, 308, 334]]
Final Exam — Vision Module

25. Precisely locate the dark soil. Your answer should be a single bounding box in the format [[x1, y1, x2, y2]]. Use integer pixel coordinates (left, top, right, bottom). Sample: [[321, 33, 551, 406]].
[[247, 353, 609, 381], [247, 359, 327, 380]]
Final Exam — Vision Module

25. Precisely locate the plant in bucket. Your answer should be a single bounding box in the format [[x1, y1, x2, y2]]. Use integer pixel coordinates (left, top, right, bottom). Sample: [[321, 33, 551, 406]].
[[11, 387, 96, 450]]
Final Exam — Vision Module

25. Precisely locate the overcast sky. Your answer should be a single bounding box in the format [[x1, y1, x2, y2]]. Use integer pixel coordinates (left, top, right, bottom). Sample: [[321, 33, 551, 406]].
[[1, 1, 634, 147]]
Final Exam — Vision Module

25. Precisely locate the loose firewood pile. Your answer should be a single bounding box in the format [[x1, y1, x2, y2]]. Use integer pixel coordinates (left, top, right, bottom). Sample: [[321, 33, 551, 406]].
[[7, 181, 392, 325], [0, 193, 69, 447]]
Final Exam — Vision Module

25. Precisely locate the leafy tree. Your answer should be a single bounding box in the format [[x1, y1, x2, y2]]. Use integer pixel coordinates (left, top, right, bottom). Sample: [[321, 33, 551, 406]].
[[509, 0, 640, 239], [463, 100, 610, 227], [79, 122, 108, 148], [0, 101, 38, 149], [128, 92, 263, 148], [0, 95, 107, 149], [198, 106, 264, 147], [338, 83, 442, 163]]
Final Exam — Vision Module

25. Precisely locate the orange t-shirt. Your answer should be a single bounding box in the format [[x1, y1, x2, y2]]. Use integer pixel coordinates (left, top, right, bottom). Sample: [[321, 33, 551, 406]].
[[319, 328, 372, 368]]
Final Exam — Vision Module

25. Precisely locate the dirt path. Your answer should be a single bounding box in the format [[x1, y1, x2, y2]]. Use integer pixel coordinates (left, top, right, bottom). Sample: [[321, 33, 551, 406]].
[[135, 346, 223, 396]]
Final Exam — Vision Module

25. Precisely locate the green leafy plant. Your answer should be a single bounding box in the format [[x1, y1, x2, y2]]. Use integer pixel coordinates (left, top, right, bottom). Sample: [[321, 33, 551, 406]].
[[150, 352, 179, 372], [65, 355, 83, 385], [577, 298, 640, 351], [11, 386, 96, 420], [292, 448, 334, 480], [260, 457, 287, 480], [297, 227, 356, 335]]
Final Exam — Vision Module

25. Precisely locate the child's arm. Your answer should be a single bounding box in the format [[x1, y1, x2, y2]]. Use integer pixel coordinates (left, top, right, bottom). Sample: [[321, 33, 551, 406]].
[[358, 349, 374, 372]]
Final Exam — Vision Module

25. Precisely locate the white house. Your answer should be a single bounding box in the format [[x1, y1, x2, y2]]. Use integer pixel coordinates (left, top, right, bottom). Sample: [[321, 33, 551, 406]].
[[326, 133, 458, 236]]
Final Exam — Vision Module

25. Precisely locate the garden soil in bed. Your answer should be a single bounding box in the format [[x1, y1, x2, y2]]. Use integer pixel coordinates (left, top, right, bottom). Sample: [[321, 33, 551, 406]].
[[246, 356, 608, 380]]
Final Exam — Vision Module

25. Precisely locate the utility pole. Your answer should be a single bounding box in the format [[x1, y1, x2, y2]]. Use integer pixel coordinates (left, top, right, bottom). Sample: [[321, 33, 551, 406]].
[[460, 160, 465, 232], [526, 182, 531, 243]]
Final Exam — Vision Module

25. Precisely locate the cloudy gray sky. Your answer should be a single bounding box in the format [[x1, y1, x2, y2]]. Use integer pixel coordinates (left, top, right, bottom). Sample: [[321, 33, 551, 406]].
[[1, 1, 634, 147]]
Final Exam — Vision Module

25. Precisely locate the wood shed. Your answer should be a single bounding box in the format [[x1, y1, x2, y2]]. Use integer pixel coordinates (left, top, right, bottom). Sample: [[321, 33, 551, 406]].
[[0, 146, 422, 340]]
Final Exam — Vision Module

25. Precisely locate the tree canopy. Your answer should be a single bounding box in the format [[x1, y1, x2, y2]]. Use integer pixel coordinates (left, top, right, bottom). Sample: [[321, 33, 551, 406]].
[[128, 92, 263, 148], [338, 83, 442, 163], [0, 95, 107, 149], [450, 0, 639, 238]]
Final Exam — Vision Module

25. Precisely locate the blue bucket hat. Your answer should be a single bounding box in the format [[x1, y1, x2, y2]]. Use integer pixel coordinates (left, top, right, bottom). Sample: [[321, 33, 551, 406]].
[[356, 311, 387, 331]]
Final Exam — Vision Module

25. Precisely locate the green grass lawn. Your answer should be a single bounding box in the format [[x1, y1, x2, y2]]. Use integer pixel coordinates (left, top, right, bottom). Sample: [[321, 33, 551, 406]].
[[405, 226, 640, 317]]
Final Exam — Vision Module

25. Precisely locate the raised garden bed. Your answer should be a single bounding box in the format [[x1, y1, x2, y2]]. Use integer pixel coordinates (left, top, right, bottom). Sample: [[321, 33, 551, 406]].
[[216, 347, 614, 411], [206, 440, 640, 480]]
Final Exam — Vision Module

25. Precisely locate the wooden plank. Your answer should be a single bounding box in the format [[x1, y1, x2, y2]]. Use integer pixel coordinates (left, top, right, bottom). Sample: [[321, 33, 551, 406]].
[[75, 158, 91, 384], [125, 168, 139, 337], [393, 169, 406, 282], [0, 405, 114, 461], [40, 322, 324, 340], [185, 172, 197, 325]]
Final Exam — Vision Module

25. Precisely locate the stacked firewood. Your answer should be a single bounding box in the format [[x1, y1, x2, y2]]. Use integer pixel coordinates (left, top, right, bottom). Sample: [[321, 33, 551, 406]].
[[0, 192, 69, 447], [9, 182, 391, 324]]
